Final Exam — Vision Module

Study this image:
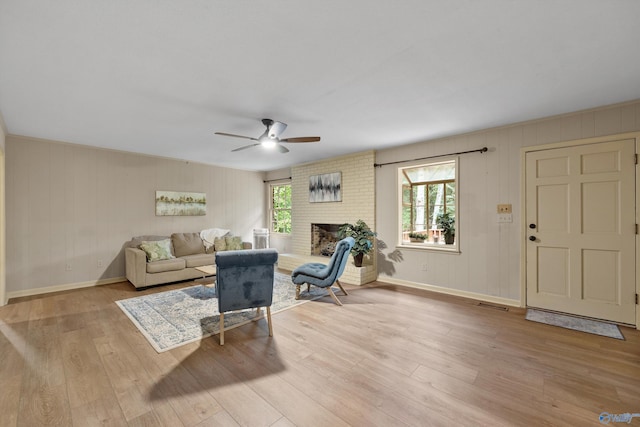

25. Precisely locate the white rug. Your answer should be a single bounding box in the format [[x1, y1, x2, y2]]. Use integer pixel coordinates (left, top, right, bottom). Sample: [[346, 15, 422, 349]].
[[525, 308, 624, 340], [116, 272, 331, 352]]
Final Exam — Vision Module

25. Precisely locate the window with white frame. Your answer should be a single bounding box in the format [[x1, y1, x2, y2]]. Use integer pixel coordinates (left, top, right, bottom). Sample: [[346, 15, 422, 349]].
[[270, 183, 291, 234], [399, 159, 458, 250]]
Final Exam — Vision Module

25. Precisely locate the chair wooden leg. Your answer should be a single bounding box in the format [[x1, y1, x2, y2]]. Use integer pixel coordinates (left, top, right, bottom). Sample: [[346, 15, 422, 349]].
[[306, 284, 310, 292], [266, 306, 273, 337], [336, 279, 348, 296], [326, 286, 343, 306], [295, 285, 301, 300], [219, 312, 225, 345], [255, 307, 262, 318]]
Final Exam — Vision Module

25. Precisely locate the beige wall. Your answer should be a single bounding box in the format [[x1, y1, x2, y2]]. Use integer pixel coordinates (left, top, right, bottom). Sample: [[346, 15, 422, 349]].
[[375, 100, 640, 303], [0, 111, 6, 305], [6, 136, 266, 297]]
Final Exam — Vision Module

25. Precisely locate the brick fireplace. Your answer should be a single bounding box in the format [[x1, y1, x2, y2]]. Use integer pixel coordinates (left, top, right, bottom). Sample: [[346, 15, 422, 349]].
[[277, 151, 377, 286]]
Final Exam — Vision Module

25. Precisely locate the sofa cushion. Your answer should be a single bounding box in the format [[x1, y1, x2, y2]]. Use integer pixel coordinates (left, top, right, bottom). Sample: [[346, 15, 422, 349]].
[[139, 239, 175, 262], [225, 236, 243, 251], [146, 257, 186, 273], [182, 253, 216, 268], [214, 236, 226, 251], [125, 235, 170, 249], [172, 233, 205, 257]]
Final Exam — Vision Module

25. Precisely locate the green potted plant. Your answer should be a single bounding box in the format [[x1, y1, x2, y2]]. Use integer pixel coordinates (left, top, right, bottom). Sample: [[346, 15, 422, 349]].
[[408, 232, 428, 243], [436, 213, 455, 244], [338, 219, 377, 267]]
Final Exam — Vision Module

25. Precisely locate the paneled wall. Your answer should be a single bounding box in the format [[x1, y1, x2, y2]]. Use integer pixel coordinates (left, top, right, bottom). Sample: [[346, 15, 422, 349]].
[[6, 136, 265, 296], [0, 113, 6, 305], [375, 101, 640, 303]]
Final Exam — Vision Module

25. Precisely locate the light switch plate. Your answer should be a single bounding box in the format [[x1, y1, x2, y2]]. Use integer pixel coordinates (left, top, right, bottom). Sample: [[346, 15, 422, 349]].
[[497, 213, 513, 223], [497, 204, 512, 213]]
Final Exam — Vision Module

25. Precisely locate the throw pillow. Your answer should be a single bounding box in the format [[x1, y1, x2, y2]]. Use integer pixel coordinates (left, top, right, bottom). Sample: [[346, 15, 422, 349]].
[[214, 236, 227, 252], [139, 239, 175, 262], [225, 236, 243, 251]]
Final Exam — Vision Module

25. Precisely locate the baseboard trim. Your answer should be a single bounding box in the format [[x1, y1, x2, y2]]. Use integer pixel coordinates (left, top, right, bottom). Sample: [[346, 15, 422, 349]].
[[7, 276, 127, 300], [377, 275, 521, 308]]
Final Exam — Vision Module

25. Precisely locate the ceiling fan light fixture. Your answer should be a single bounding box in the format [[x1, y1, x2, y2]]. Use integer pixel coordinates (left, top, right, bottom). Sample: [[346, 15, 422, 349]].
[[261, 139, 277, 149], [216, 118, 320, 153]]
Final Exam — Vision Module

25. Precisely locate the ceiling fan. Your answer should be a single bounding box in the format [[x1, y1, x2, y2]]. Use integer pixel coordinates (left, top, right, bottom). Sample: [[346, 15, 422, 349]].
[[215, 118, 320, 153]]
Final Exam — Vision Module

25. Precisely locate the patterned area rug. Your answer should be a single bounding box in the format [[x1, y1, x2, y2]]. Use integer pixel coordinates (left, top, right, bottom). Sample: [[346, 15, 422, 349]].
[[525, 308, 624, 340], [116, 272, 331, 352]]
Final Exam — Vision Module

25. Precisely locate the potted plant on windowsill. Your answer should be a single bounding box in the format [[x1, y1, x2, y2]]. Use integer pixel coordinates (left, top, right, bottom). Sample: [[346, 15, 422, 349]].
[[408, 232, 428, 243], [338, 220, 377, 267], [436, 213, 455, 245]]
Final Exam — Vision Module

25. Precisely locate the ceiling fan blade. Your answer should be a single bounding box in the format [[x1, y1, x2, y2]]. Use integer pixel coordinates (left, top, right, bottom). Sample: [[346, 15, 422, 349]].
[[276, 143, 289, 153], [232, 143, 260, 152], [215, 132, 258, 141], [280, 136, 321, 143]]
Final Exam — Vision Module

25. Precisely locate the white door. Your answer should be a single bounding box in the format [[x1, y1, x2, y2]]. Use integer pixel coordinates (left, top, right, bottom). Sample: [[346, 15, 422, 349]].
[[525, 138, 636, 325]]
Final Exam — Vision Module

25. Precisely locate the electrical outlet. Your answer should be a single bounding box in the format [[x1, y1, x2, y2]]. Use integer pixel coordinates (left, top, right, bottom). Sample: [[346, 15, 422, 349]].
[[421, 263, 428, 271], [97, 259, 103, 268], [65, 263, 72, 271], [497, 204, 512, 213]]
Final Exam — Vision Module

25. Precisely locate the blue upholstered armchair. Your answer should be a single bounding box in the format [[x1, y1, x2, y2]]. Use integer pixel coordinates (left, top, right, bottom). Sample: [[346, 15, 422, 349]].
[[215, 248, 279, 345], [291, 237, 355, 306]]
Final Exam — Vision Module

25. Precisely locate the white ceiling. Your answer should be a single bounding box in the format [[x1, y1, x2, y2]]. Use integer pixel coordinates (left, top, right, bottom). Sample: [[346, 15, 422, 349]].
[[1, 1, 639, 172]]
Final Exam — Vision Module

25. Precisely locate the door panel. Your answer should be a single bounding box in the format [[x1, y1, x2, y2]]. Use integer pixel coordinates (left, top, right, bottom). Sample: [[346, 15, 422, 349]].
[[526, 138, 636, 325], [537, 247, 569, 296], [537, 184, 569, 233]]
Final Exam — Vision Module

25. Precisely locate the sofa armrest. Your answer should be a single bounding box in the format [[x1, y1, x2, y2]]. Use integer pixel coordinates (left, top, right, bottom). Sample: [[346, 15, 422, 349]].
[[125, 247, 147, 288]]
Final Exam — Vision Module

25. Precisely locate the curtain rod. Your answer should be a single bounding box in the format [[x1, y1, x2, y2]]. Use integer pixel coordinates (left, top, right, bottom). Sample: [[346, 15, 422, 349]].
[[374, 147, 488, 168], [263, 177, 292, 183]]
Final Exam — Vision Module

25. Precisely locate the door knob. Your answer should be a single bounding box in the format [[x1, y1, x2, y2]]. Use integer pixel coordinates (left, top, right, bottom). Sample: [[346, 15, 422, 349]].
[[529, 224, 536, 229], [529, 236, 536, 241]]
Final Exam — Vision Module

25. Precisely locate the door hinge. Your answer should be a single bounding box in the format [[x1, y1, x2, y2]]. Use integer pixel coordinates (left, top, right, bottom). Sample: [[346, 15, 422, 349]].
[[636, 293, 639, 305], [636, 153, 638, 164], [636, 224, 639, 234]]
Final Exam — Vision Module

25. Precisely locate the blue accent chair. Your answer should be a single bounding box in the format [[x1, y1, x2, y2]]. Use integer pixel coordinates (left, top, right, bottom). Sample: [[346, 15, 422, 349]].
[[215, 248, 279, 345], [291, 237, 355, 306]]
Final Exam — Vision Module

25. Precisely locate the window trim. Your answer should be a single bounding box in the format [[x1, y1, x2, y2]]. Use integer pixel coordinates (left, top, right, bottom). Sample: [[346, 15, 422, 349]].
[[268, 180, 292, 235], [397, 157, 460, 253]]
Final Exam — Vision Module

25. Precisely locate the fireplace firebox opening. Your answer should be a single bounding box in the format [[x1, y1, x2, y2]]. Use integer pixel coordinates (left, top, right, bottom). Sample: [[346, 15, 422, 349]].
[[311, 223, 341, 257]]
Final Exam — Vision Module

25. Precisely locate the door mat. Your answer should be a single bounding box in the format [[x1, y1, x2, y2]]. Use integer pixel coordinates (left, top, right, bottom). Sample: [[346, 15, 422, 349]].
[[525, 309, 624, 340]]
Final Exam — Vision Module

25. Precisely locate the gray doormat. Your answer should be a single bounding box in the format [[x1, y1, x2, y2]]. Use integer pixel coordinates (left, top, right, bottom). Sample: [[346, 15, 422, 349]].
[[525, 308, 624, 340]]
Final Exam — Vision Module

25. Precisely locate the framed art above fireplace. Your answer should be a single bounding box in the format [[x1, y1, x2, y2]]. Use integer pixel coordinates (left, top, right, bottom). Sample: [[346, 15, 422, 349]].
[[309, 172, 341, 203]]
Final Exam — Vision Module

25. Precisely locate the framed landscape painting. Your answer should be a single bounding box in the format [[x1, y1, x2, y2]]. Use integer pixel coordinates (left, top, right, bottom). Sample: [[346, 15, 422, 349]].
[[156, 191, 206, 216], [309, 172, 342, 203]]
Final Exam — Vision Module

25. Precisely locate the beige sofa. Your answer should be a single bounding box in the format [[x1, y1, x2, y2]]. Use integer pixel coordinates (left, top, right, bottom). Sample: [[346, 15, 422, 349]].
[[124, 232, 251, 289]]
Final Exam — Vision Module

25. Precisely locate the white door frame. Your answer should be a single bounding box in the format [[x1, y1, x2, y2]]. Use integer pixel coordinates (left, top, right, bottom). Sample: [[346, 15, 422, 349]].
[[520, 132, 640, 329]]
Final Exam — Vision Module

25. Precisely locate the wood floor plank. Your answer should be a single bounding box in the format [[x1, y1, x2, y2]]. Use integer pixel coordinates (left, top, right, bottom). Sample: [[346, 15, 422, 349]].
[[17, 314, 72, 427], [2, 278, 639, 427], [70, 395, 128, 427], [60, 327, 116, 409]]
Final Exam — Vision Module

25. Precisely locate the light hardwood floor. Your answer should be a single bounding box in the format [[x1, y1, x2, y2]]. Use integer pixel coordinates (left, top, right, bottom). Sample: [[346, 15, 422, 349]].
[[1, 277, 639, 427]]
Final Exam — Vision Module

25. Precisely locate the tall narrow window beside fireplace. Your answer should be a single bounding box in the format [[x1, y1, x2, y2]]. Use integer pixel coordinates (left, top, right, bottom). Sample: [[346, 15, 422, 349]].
[[270, 183, 291, 234]]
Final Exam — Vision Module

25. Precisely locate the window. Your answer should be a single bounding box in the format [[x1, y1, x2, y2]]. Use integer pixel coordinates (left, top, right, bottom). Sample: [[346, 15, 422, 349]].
[[399, 159, 458, 250], [270, 183, 291, 234]]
